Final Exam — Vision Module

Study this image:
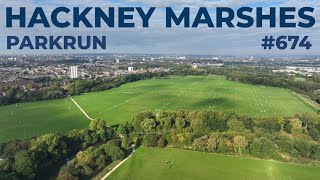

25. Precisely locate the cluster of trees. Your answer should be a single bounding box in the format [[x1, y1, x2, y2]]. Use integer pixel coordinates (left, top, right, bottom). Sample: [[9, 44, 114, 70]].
[[0, 119, 119, 179], [190, 132, 320, 162], [0, 78, 67, 106], [0, 72, 167, 106], [141, 135, 166, 148], [57, 140, 125, 179], [2, 110, 320, 179], [126, 110, 320, 165], [0, 134, 69, 179]]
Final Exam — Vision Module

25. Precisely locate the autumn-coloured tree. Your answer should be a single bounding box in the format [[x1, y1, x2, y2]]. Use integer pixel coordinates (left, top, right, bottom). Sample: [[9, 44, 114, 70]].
[[233, 136, 248, 155]]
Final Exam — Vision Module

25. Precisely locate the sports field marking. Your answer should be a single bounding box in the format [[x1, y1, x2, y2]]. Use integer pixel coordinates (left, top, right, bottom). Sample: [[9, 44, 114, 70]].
[[1, 76, 315, 143], [71, 76, 316, 125]]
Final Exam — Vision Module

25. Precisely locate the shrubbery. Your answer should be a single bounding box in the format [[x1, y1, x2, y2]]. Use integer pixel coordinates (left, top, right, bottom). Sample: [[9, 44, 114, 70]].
[[133, 110, 320, 164], [57, 140, 125, 179], [0, 119, 117, 179]]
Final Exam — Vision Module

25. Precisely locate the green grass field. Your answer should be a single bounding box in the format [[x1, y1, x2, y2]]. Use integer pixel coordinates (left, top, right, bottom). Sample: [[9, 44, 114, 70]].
[[0, 76, 316, 143], [108, 147, 320, 180], [0, 98, 89, 143], [74, 76, 316, 125]]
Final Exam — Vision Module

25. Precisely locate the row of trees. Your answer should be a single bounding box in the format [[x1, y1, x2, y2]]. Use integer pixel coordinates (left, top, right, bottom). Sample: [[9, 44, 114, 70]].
[[4, 65, 319, 106], [0, 72, 167, 106], [126, 110, 320, 165], [2, 110, 320, 179], [190, 133, 320, 162], [130, 110, 320, 137]]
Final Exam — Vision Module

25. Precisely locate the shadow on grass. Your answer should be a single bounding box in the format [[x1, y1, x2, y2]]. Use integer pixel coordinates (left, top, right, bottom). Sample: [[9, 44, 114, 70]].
[[191, 97, 236, 109]]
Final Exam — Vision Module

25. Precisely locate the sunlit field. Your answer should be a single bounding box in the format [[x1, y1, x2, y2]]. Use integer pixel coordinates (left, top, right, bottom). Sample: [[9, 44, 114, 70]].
[[0, 98, 88, 143], [74, 76, 315, 125], [0, 76, 316, 143], [108, 147, 320, 180]]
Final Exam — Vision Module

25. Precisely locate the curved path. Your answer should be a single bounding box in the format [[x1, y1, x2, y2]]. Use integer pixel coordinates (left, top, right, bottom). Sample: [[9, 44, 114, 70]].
[[70, 96, 129, 180], [100, 150, 135, 180], [70, 96, 94, 121]]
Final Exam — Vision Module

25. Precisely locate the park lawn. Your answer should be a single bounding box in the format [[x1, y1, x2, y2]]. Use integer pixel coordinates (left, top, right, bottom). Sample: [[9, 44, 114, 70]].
[[108, 147, 320, 180], [0, 98, 89, 143], [73, 76, 316, 125], [0, 76, 316, 143]]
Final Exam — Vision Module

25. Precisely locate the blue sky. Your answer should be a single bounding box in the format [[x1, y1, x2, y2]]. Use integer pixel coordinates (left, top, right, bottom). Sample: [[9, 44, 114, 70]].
[[0, 0, 319, 56]]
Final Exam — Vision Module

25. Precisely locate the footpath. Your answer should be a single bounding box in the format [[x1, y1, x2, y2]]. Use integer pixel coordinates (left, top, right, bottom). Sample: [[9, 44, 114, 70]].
[[70, 96, 131, 180], [70, 96, 94, 121]]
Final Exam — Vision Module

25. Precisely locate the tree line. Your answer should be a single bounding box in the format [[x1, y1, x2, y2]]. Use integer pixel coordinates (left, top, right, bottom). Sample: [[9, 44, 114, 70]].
[[2, 110, 320, 179], [0, 77, 67, 106], [127, 110, 320, 166], [0, 72, 167, 106], [3, 64, 319, 107]]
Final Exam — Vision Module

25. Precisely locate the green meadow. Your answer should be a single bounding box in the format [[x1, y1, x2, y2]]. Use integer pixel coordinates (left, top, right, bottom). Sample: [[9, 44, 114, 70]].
[[108, 147, 320, 180], [74, 76, 315, 125], [0, 98, 88, 143], [0, 76, 316, 143]]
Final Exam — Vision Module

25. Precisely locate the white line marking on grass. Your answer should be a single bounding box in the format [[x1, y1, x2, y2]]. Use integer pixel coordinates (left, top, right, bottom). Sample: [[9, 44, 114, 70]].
[[261, 95, 275, 116]]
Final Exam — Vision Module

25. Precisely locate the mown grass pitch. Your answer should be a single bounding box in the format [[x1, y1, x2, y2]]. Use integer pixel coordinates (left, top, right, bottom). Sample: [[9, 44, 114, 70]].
[[0, 76, 316, 143], [74, 76, 316, 125], [0, 98, 89, 143], [108, 147, 320, 180]]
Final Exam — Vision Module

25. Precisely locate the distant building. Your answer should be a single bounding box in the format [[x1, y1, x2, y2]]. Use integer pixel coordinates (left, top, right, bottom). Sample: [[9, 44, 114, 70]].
[[116, 59, 120, 64], [128, 67, 134, 72], [69, 66, 78, 79], [192, 64, 199, 69], [177, 56, 186, 60]]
